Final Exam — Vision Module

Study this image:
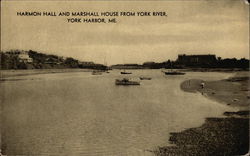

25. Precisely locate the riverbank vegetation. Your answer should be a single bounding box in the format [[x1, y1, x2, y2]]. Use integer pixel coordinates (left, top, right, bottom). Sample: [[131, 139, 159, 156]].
[[0, 50, 107, 70], [1, 50, 249, 70]]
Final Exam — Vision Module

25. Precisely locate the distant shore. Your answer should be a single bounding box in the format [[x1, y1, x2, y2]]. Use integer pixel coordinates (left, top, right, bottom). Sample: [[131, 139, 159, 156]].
[[155, 71, 249, 156]]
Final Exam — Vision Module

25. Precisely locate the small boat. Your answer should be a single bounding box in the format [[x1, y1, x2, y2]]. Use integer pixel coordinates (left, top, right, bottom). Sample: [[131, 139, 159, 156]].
[[139, 77, 152, 80], [92, 71, 102, 75], [115, 78, 140, 85], [121, 71, 132, 74], [163, 71, 185, 75]]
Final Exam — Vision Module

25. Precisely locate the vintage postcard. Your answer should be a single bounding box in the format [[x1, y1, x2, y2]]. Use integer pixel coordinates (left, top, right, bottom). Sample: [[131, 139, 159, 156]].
[[0, 0, 249, 156]]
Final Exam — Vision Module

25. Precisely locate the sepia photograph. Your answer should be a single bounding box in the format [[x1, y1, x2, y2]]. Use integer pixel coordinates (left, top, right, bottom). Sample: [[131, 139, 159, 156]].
[[0, 0, 249, 156]]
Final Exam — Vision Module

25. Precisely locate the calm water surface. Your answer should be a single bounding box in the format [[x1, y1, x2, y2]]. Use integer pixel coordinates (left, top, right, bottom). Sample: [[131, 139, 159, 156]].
[[1, 70, 236, 156]]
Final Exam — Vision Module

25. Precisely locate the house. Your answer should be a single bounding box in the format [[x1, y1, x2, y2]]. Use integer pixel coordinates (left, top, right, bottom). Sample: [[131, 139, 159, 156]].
[[18, 51, 33, 63]]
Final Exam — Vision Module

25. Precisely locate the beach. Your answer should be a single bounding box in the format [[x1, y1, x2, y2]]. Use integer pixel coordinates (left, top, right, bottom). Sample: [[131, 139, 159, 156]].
[[155, 71, 249, 156], [0, 69, 93, 79], [180, 72, 249, 108]]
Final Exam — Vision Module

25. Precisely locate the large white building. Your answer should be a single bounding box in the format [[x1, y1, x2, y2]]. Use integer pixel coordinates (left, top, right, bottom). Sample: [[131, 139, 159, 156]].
[[18, 51, 33, 63]]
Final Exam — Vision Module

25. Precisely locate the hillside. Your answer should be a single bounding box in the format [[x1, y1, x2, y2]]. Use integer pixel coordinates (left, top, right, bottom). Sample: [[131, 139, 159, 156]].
[[0, 50, 107, 70]]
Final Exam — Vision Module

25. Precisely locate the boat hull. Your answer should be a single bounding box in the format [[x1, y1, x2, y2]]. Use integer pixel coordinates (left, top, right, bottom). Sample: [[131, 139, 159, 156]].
[[139, 77, 152, 80], [115, 79, 140, 85], [92, 71, 102, 75], [164, 72, 185, 75], [121, 72, 132, 74]]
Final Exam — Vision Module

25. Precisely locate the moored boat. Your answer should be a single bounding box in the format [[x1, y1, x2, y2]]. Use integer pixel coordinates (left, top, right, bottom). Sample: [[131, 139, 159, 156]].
[[163, 71, 185, 75], [139, 77, 152, 80], [115, 78, 140, 85], [92, 71, 102, 75], [121, 71, 132, 74]]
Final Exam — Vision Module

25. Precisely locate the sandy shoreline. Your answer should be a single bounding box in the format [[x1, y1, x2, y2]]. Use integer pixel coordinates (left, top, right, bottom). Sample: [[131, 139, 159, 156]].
[[155, 114, 249, 156], [155, 71, 249, 156], [180, 72, 249, 109], [0, 69, 93, 79]]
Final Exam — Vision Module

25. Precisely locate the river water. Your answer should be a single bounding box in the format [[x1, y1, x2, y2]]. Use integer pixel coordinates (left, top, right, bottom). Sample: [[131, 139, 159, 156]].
[[1, 70, 236, 156]]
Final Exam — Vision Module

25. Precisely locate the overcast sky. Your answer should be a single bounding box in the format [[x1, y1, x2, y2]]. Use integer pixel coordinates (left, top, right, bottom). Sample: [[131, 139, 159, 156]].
[[1, 0, 249, 65]]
